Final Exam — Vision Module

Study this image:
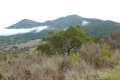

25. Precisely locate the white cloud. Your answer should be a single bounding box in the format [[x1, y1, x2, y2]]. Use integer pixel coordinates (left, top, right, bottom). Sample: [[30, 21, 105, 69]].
[[81, 20, 89, 26], [0, 26, 48, 36], [0, 0, 120, 28]]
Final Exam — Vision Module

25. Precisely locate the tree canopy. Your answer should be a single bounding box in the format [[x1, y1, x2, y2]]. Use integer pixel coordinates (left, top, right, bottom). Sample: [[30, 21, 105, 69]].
[[37, 25, 95, 55]]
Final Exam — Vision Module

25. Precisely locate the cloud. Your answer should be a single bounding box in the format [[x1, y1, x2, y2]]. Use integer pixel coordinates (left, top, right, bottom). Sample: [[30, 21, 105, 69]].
[[0, 26, 48, 36], [81, 20, 89, 26]]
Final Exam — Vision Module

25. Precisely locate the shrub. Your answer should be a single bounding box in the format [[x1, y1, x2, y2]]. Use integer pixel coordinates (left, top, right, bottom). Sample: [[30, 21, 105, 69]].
[[68, 52, 80, 65], [97, 43, 114, 68], [36, 43, 54, 55], [100, 43, 112, 59], [80, 43, 115, 68]]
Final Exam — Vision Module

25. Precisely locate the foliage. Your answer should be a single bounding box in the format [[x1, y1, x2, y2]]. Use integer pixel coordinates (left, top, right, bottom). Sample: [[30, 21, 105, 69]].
[[36, 43, 54, 55], [37, 25, 95, 55]]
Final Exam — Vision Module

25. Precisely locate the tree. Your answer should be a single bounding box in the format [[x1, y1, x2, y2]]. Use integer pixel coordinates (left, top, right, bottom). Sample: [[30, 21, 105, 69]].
[[37, 25, 95, 55], [48, 25, 94, 55]]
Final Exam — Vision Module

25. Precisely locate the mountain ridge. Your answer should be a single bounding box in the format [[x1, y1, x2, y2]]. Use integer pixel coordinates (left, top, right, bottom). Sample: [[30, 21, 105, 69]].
[[1, 14, 120, 46], [7, 19, 42, 29]]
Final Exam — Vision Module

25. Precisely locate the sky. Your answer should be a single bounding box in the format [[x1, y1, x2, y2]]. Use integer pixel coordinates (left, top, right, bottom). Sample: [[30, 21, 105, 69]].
[[0, 0, 120, 28]]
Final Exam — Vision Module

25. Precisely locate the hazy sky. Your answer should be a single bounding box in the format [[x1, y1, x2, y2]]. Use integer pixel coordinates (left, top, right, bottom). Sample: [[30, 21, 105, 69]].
[[0, 0, 120, 28]]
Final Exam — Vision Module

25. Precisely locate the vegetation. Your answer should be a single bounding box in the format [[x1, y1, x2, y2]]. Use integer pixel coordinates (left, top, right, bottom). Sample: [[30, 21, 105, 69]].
[[0, 44, 119, 80], [104, 68, 120, 80], [1, 15, 120, 46], [0, 53, 102, 80], [0, 25, 120, 80], [37, 26, 95, 55]]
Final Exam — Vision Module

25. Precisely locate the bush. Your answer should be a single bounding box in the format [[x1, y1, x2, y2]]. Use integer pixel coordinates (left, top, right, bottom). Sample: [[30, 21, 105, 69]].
[[68, 52, 80, 65], [80, 43, 115, 68], [100, 43, 112, 59], [97, 43, 114, 68]]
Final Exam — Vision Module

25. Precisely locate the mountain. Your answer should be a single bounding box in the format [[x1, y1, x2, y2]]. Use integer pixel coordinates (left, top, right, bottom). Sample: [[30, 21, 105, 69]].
[[43, 15, 120, 37], [84, 20, 120, 37], [42, 15, 84, 27], [7, 15, 103, 30], [1, 15, 120, 46], [41, 15, 120, 37], [44, 15, 102, 27], [8, 15, 120, 37], [7, 19, 41, 29]]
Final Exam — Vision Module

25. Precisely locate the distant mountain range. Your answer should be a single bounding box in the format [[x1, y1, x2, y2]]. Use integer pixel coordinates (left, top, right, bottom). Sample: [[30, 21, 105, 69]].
[[1, 15, 120, 46]]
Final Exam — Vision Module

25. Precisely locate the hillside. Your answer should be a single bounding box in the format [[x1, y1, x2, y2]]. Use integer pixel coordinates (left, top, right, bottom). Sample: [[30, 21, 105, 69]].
[[0, 30, 48, 46], [1, 15, 120, 46]]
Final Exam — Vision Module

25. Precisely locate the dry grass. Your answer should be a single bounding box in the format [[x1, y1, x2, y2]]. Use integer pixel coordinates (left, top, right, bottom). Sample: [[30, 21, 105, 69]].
[[0, 52, 108, 80], [0, 43, 119, 80]]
